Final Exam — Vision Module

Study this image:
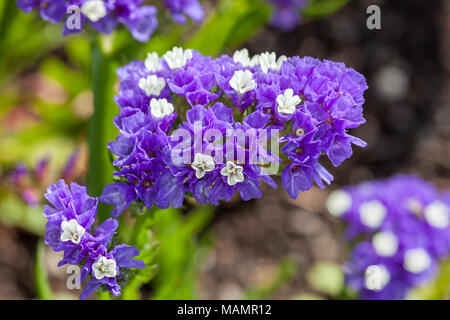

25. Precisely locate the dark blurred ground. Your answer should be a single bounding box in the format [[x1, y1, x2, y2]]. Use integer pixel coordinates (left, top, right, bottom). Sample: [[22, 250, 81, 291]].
[[199, 0, 450, 299], [0, 0, 449, 299]]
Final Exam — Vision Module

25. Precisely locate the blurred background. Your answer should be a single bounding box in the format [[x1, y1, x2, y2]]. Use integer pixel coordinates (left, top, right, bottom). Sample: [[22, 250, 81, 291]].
[[0, 0, 449, 299]]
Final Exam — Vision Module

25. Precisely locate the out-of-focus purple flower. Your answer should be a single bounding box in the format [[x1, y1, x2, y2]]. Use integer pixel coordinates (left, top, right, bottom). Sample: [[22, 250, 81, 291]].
[[17, 0, 204, 42], [327, 175, 450, 300], [43, 180, 145, 299], [268, 0, 307, 31], [104, 47, 367, 215]]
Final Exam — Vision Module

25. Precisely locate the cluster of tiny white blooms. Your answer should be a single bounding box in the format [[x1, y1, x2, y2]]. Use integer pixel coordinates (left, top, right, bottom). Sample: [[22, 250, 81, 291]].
[[372, 231, 398, 257], [145, 52, 162, 72], [150, 98, 174, 119], [138, 75, 166, 97], [359, 200, 387, 228], [92, 256, 117, 280], [424, 201, 449, 229], [163, 47, 193, 69], [326, 190, 352, 217], [364, 265, 390, 291], [191, 153, 215, 179], [276, 88, 302, 115], [229, 70, 257, 95], [220, 161, 244, 186], [81, 0, 107, 22], [258, 52, 287, 73], [403, 248, 432, 274], [60, 219, 85, 245]]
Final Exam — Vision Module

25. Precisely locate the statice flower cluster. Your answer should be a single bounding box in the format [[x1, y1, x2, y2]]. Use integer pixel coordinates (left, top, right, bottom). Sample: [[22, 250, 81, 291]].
[[326, 175, 450, 299], [43, 180, 145, 299], [268, 0, 307, 31], [100, 47, 367, 216], [16, 0, 204, 42], [7, 150, 80, 206]]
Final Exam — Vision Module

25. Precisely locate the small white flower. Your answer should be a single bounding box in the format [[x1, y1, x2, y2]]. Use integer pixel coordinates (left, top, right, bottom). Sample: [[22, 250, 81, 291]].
[[163, 47, 193, 69], [138, 75, 166, 97], [276, 88, 302, 115], [259, 52, 287, 73], [92, 256, 117, 280], [81, 0, 107, 22], [372, 231, 398, 257], [145, 52, 162, 72], [229, 70, 256, 95], [220, 161, 244, 186], [249, 54, 260, 68], [364, 265, 390, 291], [326, 190, 352, 217], [403, 248, 431, 274], [60, 219, 85, 245], [191, 153, 215, 179], [150, 98, 174, 119], [424, 201, 449, 228], [359, 200, 387, 228], [233, 49, 251, 67]]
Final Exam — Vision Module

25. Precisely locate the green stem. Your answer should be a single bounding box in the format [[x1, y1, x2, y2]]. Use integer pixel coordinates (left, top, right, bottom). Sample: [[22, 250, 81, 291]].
[[34, 240, 54, 300], [0, 0, 17, 54], [87, 37, 118, 222]]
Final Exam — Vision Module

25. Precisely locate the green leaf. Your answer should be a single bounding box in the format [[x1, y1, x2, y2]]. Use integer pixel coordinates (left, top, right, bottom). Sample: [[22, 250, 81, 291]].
[[121, 265, 158, 300], [303, 0, 351, 19], [34, 240, 54, 300], [186, 0, 270, 56], [307, 262, 344, 297]]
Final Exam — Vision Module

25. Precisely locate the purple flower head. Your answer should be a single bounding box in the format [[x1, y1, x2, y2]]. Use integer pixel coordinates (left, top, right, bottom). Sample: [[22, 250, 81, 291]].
[[17, 0, 204, 42], [268, 0, 307, 32], [43, 180, 145, 299], [104, 48, 367, 215], [327, 175, 450, 299]]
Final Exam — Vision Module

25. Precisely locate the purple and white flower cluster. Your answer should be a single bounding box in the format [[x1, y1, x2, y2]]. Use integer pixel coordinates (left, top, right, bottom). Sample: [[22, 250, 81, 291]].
[[268, 0, 307, 31], [100, 47, 367, 216], [43, 180, 145, 299], [326, 175, 450, 299], [16, 0, 204, 42]]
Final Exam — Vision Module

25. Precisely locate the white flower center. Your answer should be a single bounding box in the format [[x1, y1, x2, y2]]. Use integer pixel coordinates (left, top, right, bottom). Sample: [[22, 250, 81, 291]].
[[220, 161, 244, 186], [233, 49, 251, 67], [145, 52, 162, 72], [150, 98, 174, 119], [326, 190, 352, 217], [60, 219, 85, 245], [364, 265, 390, 291], [191, 153, 215, 179], [138, 75, 166, 97], [81, 0, 107, 22], [163, 47, 193, 69], [424, 201, 449, 228], [92, 256, 117, 280], [276, 88, 302, 115], [372, 231, 398, 257], [403, 248, 431, 274], [258, 52, 287, 73], [229, 70, 256, 95], [359, 200, 387, 228], [406, 198, 423, 216]]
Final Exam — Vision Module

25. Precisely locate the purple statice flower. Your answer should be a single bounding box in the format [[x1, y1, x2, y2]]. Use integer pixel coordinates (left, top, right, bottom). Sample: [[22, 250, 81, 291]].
[[326, 175, 450, 300], [268, 0, 307, 31], [7, 150, 81, 206], [43, 180, 145, 299], [101, 47, 367, 216], [17, 0, 204, 42], [164, 0, 204, 24]]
